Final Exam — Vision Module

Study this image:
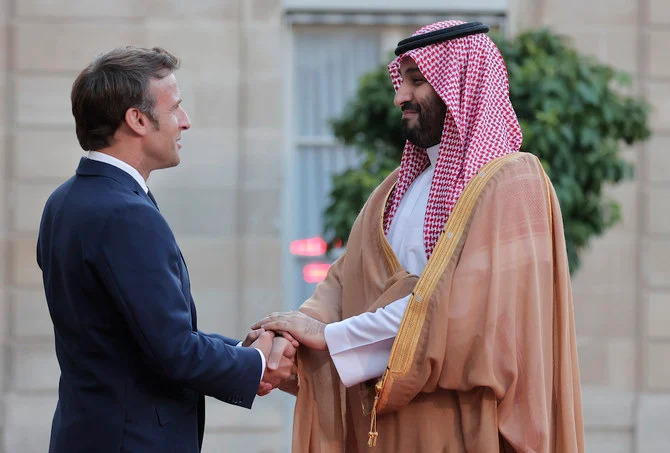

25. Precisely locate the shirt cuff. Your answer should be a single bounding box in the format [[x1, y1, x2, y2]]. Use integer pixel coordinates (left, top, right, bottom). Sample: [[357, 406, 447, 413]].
[[236, 341, 266, 383], [329, 337, 395, 387], [325, 294, 410, 355], [254, 348, 266, 382], [324, 294, 411, 388]]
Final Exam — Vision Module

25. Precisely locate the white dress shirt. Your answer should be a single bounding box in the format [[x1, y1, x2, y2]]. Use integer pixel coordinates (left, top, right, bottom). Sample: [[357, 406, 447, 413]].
[[85, 152, 267, 381], [87, 151, 149, 193], [324, 144, 440, 388]]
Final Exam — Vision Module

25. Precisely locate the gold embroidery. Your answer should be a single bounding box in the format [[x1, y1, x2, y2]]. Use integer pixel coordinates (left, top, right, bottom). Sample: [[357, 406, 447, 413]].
[[368, 153, 522, 446]]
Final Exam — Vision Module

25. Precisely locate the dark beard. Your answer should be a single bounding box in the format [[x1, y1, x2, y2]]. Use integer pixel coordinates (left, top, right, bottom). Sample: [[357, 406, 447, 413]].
[[401, 97, 447, 148]]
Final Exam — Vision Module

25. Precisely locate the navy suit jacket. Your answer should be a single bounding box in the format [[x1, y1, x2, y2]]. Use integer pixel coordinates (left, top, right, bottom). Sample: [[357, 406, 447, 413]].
[[37, 158, 262, 453]]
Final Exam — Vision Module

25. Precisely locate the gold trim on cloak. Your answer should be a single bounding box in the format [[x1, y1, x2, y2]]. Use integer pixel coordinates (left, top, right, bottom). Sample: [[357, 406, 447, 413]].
[[368, 152, 524, 447]]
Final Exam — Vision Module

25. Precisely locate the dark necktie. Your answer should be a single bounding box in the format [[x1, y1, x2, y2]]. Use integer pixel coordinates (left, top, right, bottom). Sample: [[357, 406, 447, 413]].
[[147, 190, 159, 209]]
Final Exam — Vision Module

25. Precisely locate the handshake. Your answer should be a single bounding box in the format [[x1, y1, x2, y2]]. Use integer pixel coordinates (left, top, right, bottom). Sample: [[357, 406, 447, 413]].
[[242, 311, 328, 396]]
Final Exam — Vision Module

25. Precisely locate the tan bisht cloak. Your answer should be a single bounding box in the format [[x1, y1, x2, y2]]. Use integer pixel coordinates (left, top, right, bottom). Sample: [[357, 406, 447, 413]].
[[292, 152, 584, 452]]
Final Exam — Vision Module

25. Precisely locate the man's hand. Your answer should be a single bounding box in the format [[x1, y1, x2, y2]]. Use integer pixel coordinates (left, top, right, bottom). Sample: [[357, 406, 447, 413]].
[[242, 328, 264, 347], [251, 311, 327, 351], [249, 329, 275, 359], [243, 327, 299, 348], [257, 336, 297, 396], [249, 330, 275, 395]]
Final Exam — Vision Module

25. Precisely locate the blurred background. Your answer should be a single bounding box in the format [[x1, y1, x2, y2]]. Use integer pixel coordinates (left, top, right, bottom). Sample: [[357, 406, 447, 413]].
[[0, 0, 668, 452]]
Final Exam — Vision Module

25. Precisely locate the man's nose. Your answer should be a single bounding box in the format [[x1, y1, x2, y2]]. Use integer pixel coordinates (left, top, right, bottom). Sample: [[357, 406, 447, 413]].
[[180, 109, 191, 130], [394, 82, 411, 107]]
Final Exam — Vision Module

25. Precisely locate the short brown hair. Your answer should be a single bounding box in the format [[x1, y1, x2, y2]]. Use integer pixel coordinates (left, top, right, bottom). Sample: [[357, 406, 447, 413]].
[[71, 46, 180, 151]]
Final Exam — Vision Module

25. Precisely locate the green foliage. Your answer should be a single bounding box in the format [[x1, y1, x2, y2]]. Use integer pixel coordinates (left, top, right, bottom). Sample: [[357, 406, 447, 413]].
[[324, 29, 651, 274]]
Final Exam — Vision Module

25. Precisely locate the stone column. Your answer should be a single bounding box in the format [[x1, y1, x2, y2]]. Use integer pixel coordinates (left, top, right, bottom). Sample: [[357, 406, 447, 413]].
[[0, 0, 9, 451], [638, 0, 670, 452], [196, 0, 290, 451], [0, 0, 292, 450]]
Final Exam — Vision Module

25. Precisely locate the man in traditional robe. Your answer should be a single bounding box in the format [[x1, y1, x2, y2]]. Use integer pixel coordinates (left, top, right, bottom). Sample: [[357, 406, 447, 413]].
[[254, 20, 585, 452]]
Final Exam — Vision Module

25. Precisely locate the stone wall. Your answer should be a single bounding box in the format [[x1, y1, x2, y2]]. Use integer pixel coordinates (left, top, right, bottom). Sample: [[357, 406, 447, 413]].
[[0, 0, 9, 450], [1, 0, 669, 452], [0, 1, 289, 452]]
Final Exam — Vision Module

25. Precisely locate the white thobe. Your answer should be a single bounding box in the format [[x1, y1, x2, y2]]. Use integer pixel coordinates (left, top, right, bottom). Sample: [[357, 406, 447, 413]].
[[324, 144, 440, 388]]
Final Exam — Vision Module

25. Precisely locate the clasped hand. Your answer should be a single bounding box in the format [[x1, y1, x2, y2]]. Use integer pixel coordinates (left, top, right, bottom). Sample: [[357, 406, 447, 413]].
[[252, 311, 327, 351], [243, 328, 298, 396], [245, 311, 327, 396]]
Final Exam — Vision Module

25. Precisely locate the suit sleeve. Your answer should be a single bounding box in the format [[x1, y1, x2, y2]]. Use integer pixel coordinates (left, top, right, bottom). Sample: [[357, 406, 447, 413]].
[[96, 203, 262, 409], [198, 326, 242, 347]]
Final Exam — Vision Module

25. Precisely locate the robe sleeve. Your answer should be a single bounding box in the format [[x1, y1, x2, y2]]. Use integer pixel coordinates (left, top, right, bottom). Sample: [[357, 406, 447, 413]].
[[299, 253, 346, 323], [293, 253, 349, 452]]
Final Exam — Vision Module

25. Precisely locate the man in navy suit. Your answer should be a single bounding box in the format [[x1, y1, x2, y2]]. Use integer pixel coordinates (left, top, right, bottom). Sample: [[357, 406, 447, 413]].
[[37, 46, 293, 452]]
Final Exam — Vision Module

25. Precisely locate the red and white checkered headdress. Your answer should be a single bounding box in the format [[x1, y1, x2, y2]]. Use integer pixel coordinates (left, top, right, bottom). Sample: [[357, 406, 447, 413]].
[[384, 20, 523, 257]]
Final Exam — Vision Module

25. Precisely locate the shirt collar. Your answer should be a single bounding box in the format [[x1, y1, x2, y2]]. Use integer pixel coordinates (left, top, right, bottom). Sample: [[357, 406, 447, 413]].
[[86, 151, 149, 193], [426, 144, 440, 167]]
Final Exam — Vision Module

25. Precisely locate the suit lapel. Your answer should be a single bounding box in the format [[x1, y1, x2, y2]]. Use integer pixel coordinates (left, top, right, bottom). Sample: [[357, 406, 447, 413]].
[[77, 157, 197, 329], [76, 157, 158, 209], [178, 250, 198, 330]]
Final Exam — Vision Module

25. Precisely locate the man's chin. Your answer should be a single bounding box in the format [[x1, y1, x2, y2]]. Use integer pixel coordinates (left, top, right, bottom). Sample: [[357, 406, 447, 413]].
[[401, 123, 420, 143], [405, 135, 436, 149], [156, 157, 180, 171], [402, 118, 419, 130], [170, 151, 181, 167]]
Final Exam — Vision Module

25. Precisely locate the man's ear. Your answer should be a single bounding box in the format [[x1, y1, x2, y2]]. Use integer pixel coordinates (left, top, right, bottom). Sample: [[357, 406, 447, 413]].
[[124, 107, 150, 136]]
